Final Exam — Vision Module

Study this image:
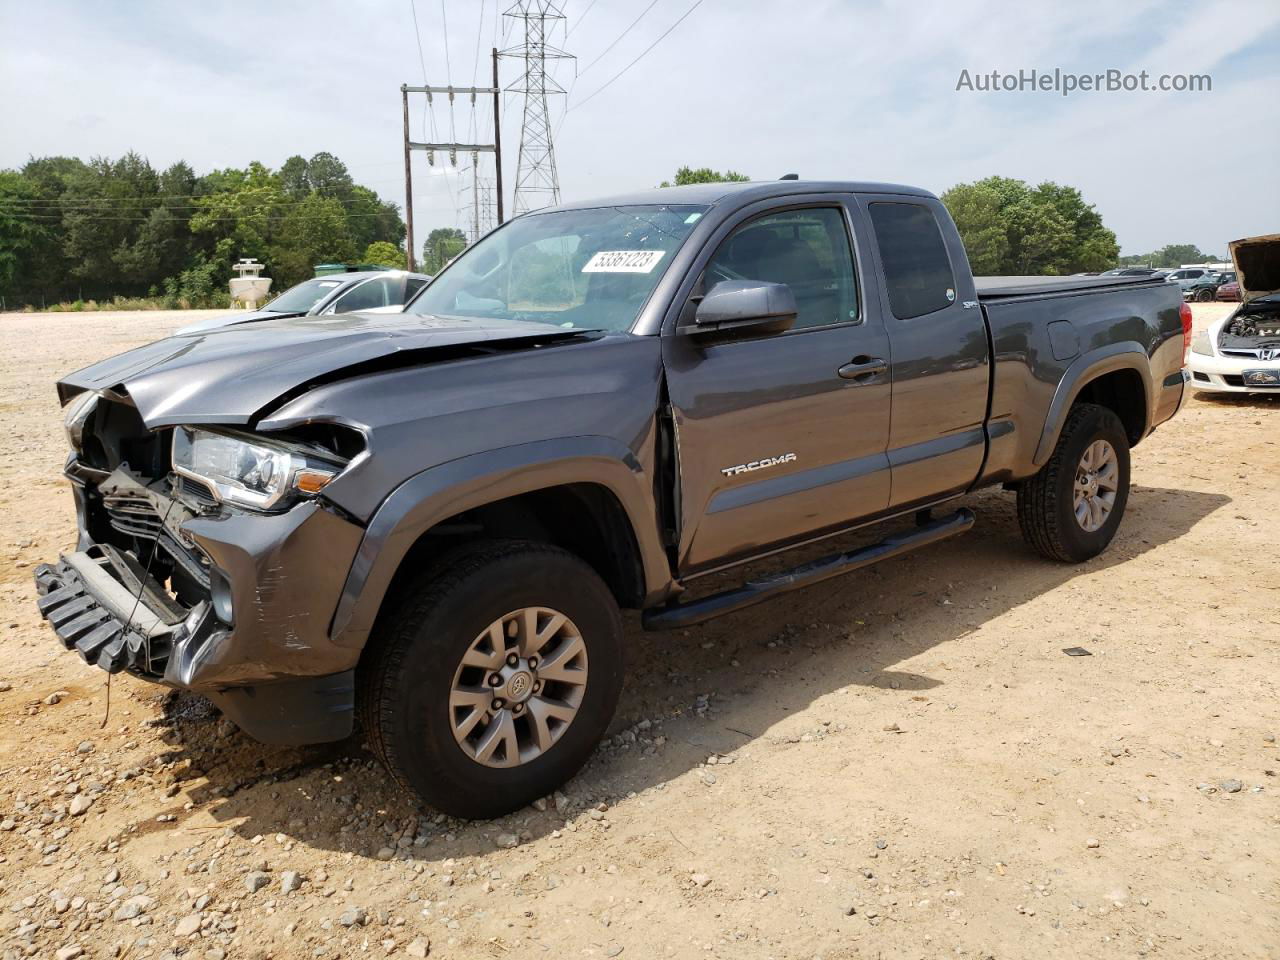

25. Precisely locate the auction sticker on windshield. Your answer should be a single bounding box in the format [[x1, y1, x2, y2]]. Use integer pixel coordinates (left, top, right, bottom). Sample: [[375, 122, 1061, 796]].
[[582, 250, 666, 273]]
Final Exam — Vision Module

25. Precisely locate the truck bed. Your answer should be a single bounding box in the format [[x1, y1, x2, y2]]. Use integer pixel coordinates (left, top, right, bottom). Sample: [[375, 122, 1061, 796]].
[[976, 275, 1165, 300]]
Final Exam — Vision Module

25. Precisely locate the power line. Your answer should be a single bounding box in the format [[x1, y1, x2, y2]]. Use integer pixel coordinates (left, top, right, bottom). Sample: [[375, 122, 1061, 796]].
[[571, 0, 703, 111], [566, 0, 599, 35], [408, 0, 459, 221], [578, 0, 659, 75]]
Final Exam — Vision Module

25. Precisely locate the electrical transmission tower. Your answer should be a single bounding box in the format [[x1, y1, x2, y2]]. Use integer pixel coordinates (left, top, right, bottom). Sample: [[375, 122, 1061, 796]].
[[501, 1, 573, 214], [461, 160, 498, 243]]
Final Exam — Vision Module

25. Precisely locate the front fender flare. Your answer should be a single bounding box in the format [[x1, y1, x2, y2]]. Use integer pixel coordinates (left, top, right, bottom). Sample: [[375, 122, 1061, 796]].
[[1032, 342, 1154, 466], [328, 436, 672, 650]]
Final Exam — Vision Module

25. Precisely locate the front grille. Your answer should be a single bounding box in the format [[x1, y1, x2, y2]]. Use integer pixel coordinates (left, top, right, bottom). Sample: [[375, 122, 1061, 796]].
[[102, 491, 164, 539], [1223, 375, 1245, 387]]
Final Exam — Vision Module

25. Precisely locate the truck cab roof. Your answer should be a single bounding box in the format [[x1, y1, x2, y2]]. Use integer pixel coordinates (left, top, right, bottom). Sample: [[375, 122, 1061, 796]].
[[545, 180, 937, 212]]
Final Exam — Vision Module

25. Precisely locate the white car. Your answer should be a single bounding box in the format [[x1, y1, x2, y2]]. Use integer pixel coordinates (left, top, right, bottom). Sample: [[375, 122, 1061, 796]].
[[1187, 233, 1280, 393]]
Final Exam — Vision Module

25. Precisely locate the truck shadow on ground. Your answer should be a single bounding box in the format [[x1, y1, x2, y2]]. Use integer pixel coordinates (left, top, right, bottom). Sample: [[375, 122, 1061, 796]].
[[154, 482, 1227, 861]]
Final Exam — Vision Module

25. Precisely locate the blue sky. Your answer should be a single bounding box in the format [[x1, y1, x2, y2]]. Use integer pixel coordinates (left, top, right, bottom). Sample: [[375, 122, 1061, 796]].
[[2, 0, 1277, 257]]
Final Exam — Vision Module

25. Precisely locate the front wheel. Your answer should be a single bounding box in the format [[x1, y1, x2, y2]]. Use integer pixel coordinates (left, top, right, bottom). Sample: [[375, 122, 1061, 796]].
[[1017, 403, 1131, 562], [1195, 288, 1214, 302], [359, 541, 625, 819]]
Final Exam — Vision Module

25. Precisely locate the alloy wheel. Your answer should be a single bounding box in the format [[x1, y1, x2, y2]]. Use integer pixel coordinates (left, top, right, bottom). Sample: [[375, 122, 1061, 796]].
[[1072, 439, 1119, 532], [448, 607, 588, 768]]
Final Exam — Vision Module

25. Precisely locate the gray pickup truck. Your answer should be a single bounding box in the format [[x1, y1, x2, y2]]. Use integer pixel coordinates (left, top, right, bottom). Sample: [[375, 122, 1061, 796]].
[[35, 180, 1190, 817]]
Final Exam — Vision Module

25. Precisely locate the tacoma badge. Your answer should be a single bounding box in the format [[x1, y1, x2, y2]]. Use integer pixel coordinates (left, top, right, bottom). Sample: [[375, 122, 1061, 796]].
[[720, 453, 798, 477]]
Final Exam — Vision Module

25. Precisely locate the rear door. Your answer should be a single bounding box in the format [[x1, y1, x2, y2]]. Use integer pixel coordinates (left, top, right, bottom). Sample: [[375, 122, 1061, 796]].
[[861, 196, 990, 507], [662, 196, 893, 573]]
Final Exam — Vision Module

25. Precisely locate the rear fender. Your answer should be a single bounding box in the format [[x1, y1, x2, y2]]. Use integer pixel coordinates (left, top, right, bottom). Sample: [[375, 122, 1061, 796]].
[[1033, 343, 1153, 465]]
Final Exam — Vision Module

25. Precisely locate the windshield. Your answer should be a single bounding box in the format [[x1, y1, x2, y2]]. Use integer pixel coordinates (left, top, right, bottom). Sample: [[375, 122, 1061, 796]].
[[406, 204, 709, 331], [267, 277, 346, 313]]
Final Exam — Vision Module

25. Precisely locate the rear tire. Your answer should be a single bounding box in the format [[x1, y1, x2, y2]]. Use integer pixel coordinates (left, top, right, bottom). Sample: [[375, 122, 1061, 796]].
[[359, 540, 625, 819], [1195, 288, 1214, 302], [1017, 403, 1131, 563]]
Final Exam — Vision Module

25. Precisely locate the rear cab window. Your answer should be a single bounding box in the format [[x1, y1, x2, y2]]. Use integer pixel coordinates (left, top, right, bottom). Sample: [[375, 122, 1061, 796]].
[[868, 202, 956, 319]]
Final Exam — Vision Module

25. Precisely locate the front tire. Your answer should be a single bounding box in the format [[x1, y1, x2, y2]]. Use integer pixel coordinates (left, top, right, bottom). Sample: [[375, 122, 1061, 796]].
[[359, 541, 625, 819], [1195, 288, 1214, 302], [1017, 403, 1131, 563]]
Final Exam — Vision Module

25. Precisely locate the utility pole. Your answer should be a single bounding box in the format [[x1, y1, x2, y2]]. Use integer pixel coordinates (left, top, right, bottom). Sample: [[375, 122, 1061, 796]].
[[500, 2, 572, 214], [400, 48, 505, 268], [402, 87, 415, 271]]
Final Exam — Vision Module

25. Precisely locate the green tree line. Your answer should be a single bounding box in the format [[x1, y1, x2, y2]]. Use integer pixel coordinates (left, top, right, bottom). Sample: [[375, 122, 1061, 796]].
[[660, 167, 1131, 277], [1118, 243, 1223, 268], [0, 151, 406, 308]]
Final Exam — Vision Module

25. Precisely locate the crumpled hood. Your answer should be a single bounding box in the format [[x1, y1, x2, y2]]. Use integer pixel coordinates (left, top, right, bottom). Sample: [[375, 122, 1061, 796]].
[[173, 308, 305, 335], [58, 311, 584, 428], [1230, 233, 1280, 303]]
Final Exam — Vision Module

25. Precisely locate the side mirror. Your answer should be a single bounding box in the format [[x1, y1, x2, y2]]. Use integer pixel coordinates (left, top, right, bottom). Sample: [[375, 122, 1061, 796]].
[[684, 280, 798, 339]]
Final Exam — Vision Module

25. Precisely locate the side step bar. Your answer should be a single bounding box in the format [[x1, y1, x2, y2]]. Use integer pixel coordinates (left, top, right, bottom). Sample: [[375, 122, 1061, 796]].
[[642, 508, 975, 631]]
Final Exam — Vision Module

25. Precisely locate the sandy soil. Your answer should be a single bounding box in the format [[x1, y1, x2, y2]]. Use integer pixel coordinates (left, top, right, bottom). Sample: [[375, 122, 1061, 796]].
[[0, 305, 1276, 960]]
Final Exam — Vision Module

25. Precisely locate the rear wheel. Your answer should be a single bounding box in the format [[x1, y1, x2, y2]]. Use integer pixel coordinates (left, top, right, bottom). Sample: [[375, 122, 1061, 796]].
[[1017, 403, 1131, 562], [359, 541, 625, 818], [1195, 288, 1214, 302]]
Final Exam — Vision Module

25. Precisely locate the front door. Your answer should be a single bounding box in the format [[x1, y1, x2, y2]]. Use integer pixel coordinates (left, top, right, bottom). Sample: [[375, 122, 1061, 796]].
[[662, 199, 893, 574]]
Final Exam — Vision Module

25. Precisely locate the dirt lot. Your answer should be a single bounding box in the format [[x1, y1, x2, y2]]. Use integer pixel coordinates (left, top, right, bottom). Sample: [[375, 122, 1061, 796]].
[[0, 305, 1276, 960]]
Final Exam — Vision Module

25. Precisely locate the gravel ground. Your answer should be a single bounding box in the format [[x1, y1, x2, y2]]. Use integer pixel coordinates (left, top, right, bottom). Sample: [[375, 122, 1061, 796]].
[[0, 304, 1277, 960]]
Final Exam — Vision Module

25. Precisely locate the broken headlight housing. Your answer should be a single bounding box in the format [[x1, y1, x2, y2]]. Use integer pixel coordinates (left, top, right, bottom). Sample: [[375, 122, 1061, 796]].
[[172, 427, 345, 512], [1191, 330, 1213, 356], [63, 390, 99, 452]]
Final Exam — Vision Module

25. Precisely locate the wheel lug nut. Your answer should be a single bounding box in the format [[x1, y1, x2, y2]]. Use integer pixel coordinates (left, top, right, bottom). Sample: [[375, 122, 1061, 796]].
[[513, 703, 524, 714], [492, 698, 505, 710], [528, 657, 538, 669], [488, 674, 502, 687], [532, 681, 542, 693], [506, 653, 519, 666]]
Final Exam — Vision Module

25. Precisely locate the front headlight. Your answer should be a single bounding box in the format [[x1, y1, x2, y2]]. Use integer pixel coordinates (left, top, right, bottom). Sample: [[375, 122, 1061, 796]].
[[172, 427, 345, 511], [63, 391, 98, 452], [1191, 330, 1213, 356]]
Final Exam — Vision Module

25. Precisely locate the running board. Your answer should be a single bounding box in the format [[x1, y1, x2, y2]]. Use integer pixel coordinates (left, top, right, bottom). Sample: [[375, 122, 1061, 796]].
[[642, 508, 975, 631]]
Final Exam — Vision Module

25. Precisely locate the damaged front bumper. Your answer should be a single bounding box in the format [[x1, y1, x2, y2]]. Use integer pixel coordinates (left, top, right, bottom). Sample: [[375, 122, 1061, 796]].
[[33, 479, 366, 746]]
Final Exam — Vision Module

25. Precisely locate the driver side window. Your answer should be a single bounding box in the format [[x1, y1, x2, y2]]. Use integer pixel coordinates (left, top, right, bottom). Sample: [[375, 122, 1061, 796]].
[[703, 207, 860, 330], [332, 276, 399, 313]]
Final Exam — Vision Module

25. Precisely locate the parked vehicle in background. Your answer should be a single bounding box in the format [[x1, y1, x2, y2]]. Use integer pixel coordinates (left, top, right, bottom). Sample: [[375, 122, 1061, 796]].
[[1164, 267, 1212, 296], [33, 179, 1189, 817], [1216, 280, 1242, 301], [1189, 234, 1280, 392], [1184, 270, 1237, 302], [175, 270, 432, 334], [1101, 267, 1164, 277]]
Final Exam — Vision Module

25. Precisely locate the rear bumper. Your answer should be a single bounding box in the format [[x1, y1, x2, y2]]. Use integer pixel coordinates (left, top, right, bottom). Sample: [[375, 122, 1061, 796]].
[[34, 493, 366, 746]]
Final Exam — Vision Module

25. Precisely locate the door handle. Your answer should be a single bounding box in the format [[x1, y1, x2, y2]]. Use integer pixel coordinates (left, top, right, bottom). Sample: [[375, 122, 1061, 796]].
[[838, 356, 887, 380]]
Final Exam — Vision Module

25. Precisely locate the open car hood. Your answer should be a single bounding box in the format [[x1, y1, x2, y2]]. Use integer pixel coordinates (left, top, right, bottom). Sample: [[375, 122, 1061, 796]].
[[1230, 233, 1280, 303], [58, 311, 585, 428]]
